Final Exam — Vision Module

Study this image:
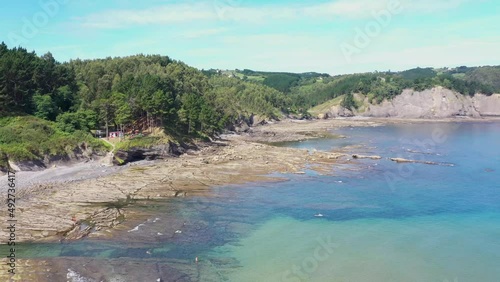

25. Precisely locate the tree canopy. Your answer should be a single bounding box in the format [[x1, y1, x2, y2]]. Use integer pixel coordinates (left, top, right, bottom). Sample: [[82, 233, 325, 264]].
[[1, 42, 499, 140]]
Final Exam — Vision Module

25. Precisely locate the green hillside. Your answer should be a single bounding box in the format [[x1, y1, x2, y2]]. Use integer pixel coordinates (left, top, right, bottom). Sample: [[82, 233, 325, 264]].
[[1, 41, 500, 170], [0, 116, 108, 171]]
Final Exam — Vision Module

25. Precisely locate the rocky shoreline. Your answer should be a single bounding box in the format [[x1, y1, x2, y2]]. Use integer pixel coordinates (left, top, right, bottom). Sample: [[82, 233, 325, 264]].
[[1, 117, 500, 281], [1, 116, 499, 244], [0, 137, 348, 243]]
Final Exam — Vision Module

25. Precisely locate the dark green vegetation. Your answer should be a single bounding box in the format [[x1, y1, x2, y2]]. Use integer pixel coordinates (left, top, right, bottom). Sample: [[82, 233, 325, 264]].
[[205, 67, 499, 111], [0, 43, 295, 169], [286, 67, 498, 109], [0, 43, 295, 137], [0, 116, 108, 170], [1, 42, 500, 170]]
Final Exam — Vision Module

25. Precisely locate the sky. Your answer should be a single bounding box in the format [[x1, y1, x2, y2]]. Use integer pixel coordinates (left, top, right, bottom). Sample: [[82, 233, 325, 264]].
[[0, 0, 499, 75]]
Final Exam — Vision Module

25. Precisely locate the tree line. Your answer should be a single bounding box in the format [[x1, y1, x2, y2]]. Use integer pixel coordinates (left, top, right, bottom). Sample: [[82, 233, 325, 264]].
[[288, 68, 497, 110], [0, 43, 293, 138], [1, 43, 498, 139]]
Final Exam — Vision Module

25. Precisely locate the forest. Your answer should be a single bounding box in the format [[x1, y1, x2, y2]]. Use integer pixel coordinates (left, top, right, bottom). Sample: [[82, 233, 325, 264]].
[[286, 67, 497, 110], [1, 42, 499, 168], [0, 43, 293, 139]]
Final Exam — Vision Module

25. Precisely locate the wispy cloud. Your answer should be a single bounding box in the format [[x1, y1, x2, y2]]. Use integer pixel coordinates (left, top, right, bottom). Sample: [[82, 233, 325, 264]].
[[304, 0, 474, 18], [77, 2, 217, 29], [402, 0, 472, 13], [182, 28, 228, 39], [74, 0, 473, 29], [303, 0, 388, 19]]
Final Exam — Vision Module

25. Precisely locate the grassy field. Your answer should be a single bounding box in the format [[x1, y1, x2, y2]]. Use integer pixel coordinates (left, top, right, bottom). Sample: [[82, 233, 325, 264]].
[[308, 95, 345, 116]]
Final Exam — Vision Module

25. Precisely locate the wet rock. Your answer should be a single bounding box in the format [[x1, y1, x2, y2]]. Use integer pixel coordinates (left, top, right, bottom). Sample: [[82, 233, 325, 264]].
[[391, 158, 421, 163], [389, 157, 454, 166], [352, 154, 382, 160], [64, 208, 124, 241]]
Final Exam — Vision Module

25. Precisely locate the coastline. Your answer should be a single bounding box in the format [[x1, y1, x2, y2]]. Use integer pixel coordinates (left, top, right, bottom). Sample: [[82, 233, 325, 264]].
[[0, 135, 347, 243], [1, 116, 499, 244], [0, 116, 499, 281]]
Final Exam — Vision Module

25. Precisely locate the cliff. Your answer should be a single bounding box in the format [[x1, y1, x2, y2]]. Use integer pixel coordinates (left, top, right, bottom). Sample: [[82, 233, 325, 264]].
[[316, 87, 500, 119]]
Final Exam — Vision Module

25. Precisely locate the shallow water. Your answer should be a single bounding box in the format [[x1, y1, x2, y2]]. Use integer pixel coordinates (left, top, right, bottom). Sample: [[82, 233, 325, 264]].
[[7, 122, 500, 281]]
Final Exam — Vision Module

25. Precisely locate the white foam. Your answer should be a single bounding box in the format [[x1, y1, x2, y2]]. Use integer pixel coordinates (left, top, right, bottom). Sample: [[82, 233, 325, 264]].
[[67, 269, 95, 282], [127, 223, 145, 232]]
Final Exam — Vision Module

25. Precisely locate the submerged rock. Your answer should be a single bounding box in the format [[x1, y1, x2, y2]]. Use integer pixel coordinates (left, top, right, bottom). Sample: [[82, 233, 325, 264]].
[[389, 157, 454, 166], [352, 154, 382, 160]]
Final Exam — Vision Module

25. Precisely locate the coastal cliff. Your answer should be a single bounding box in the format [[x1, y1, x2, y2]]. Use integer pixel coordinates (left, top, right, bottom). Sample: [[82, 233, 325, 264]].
[[317, 87, 500, 119]]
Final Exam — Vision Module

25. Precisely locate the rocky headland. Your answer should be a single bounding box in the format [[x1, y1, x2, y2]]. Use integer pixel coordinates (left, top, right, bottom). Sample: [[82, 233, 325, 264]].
[[317, 87, 500, 119]]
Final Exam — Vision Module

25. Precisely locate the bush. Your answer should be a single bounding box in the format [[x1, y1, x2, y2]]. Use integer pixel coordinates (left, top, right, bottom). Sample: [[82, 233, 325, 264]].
[[0, 116, 107, 168]]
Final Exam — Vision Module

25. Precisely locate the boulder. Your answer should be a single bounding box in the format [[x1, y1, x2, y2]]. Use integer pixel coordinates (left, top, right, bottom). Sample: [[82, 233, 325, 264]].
[[250, 114, 267, 126], [235, 121, 250, 133], [318, 113, 329, 119]]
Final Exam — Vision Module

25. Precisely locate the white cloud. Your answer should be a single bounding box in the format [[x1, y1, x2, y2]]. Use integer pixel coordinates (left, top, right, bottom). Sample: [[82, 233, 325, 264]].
[[304, 0, 474, 19], [74, 0, 473, 29], [304, 0, 389, 19], [77, 2, 217, 29]]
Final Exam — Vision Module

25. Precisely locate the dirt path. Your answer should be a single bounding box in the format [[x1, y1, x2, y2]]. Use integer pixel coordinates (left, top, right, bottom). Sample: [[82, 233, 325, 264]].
[[101, 138, 116, 153]]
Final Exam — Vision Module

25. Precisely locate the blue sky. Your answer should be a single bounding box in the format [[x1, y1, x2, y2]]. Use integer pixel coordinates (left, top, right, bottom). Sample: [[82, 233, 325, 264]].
[[1, 0, 499, 74]]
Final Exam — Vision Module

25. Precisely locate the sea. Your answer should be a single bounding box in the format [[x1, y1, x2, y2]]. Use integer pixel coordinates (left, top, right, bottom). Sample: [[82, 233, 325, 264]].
[[7, 121, 500, 282]]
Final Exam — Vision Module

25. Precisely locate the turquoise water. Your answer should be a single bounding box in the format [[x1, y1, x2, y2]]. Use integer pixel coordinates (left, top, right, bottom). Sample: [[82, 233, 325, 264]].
[[12, 122, 500, 281]]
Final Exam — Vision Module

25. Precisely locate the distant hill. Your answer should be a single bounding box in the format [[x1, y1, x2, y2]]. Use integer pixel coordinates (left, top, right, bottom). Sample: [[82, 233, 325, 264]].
[[203, 69, 329, 93], [205, 66, 500, 114]]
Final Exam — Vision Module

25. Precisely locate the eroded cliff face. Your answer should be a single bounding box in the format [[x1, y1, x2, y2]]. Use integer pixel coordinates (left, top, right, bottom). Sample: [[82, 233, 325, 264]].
[[321, 87, 500, 118], [472, 93, 500, 116]]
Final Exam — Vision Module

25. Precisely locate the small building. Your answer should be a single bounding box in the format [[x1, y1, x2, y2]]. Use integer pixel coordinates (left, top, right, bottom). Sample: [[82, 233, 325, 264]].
[[109, 131, 124, 139]]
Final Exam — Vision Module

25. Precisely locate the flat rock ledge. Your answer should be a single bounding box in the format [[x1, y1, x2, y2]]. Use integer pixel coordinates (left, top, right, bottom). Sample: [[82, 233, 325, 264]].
[[352, 154, 382, 160], [390, 157, 455, 166]]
